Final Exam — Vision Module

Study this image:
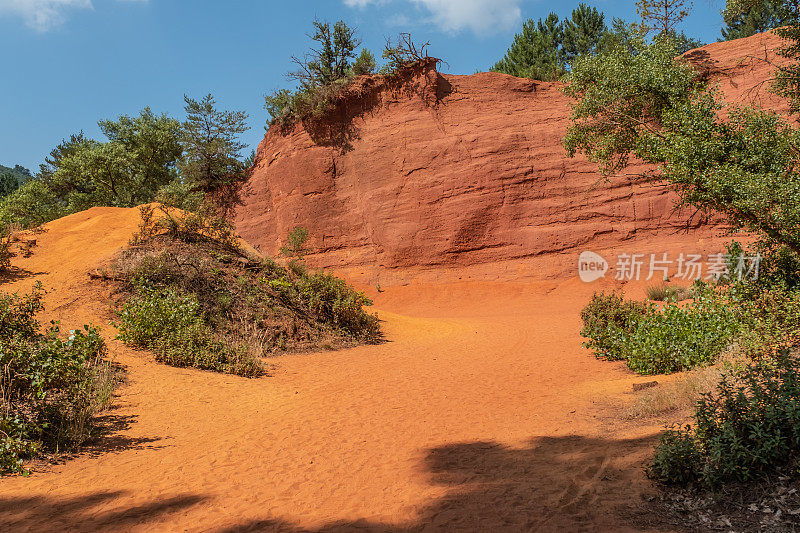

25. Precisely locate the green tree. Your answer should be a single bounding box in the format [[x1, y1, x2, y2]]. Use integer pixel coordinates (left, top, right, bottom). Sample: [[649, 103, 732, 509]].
[[0, 179, 66, 228], [636, 0, 693, 36], [44, 110, 181, 211], [179, 94, 250, 213], [721, 0, 788, 40], [0, 172, 19, 198], [0, 109, 183, 229], [562, 32, 800, 257], [352, 48, 376, 75], [0, 164, 30, 188], [491, 13, 565, 80], [290, 19, 360, 89], [562, 4, 608, 64], [98, 107, 182, 196]]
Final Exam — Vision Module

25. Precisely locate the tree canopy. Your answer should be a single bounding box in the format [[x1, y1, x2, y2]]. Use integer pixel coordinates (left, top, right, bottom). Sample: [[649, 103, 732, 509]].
[[491, 3, 703, 81], [0, 98, 251, 230], [562, 14, 800, 259], [720, 0, 788, 40], [491, 7, 602, 80]]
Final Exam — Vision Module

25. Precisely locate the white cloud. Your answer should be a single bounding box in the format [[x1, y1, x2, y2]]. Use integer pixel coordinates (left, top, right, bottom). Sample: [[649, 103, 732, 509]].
[[343, 0, 376, 7], [0, 0, 145, 32], [344, 0, 521, 35]]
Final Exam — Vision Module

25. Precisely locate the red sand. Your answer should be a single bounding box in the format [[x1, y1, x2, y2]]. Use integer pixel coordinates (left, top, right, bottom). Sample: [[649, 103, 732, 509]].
[[0, 207, 722, 531]]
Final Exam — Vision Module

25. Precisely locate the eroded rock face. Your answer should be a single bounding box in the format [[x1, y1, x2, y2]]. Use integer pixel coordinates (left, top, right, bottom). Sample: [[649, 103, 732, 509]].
[[234, 32, 786, 282]]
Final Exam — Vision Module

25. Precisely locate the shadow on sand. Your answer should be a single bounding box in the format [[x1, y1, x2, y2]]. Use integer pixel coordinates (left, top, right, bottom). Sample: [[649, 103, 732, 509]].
[[1, 435, 666, 531], [0, 491, 209, 531], [215, 434, 665, 532]]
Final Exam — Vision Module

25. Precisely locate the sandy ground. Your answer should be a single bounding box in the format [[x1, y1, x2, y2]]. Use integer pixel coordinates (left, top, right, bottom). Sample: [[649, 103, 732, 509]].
[[0, 207, 715, 532]]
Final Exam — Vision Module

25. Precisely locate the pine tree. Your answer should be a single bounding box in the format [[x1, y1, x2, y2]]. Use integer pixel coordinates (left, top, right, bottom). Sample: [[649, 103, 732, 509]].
[[636, 0, 692, 36], [290, 19, 360, 89], [491, 13, 565, 81], [562, 4, 607, 64], [179, 94, 249, 195], [721, 0, 787, 40]]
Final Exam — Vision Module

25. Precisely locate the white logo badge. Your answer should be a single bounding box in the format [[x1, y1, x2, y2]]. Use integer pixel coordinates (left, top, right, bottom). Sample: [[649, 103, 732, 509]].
[[578, 251, 608, 283]]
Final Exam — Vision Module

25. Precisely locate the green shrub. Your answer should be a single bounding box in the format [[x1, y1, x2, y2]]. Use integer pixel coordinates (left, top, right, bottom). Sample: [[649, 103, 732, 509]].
[[114, 223, 381, 369], [581, 285, 739, 374], [154, 179, 204, 213], [0, 285, 114, 475], [649, 352, 800, 487], [625, 290, 740, 374], [580, 292, 649, 361], [117, 286, 263, 378], [295, 271, 380, 340]]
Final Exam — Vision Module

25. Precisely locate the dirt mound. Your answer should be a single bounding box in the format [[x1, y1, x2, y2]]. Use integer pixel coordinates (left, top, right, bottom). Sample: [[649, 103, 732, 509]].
[[235, 31, 786, 284]]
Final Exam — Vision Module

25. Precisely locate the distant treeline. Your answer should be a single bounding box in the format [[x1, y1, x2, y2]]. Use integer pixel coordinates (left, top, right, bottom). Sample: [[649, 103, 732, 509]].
[[490, 0, 787, 82]]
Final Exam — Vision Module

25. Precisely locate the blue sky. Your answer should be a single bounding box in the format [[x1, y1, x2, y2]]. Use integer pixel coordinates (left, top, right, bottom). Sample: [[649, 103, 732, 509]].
[[1, 0, 728, 173]]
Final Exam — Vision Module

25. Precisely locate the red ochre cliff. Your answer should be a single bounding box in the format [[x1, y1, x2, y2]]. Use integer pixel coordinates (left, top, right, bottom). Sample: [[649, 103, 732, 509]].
[[234, 32, 788, 284]]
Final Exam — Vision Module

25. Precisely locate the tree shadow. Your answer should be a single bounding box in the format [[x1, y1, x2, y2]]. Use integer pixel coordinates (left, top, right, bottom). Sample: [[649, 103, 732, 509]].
[[0, 491, 208, 532], [81, 413, 167, 457], [682, 49, 720, 81], [0, 266, 46, 285], [217, 434, 667, 532]]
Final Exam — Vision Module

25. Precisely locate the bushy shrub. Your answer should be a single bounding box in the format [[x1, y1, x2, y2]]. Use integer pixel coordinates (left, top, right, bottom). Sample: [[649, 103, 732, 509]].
[[114, 222, 381, 372], [580, 292, 649, 361], [649, 352, 800, 487], [0, 284, 114, 475], [154, 179, 205, 213], [295, 271, 380, 340], [117, 285, 263, 378], [581, 285, 739, 374], [625, 288, 740, 374]]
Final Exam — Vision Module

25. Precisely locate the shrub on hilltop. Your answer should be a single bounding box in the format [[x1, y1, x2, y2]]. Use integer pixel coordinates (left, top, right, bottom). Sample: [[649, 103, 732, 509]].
[[111, 207, 380, 378], [264, 19, 436, 129]]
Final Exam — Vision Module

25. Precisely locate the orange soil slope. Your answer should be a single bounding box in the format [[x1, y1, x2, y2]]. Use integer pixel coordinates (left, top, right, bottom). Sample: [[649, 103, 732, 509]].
[[0, 206, 676, 532], [234, 32, 786, 285]]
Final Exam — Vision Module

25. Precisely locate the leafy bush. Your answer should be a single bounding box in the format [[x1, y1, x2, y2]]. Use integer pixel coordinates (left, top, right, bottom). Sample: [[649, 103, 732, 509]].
[[581, 285, 739, 374], [295, 271, 380, 339], [117, 286, 263, 378], [580, 292, 649, 361], [649, 352, 800, 487], [0, 284, 114, 475], [625, 288, 740, 374]]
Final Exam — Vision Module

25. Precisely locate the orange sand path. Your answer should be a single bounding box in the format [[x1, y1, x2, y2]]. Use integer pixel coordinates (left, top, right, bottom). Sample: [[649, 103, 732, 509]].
[[0, 208, 690, 531]]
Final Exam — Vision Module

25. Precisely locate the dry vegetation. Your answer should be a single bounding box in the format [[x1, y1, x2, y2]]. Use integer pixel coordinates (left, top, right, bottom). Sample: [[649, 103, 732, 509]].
[[105, 206, 381, 377]]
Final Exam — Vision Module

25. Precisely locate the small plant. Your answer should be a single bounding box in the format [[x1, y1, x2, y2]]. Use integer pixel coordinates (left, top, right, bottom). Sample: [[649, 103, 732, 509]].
[[279, 226, 309, 260], [645, 284, 691, 302], [381, 32, 432, 73], [580, 292, 649, 361]]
